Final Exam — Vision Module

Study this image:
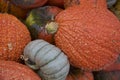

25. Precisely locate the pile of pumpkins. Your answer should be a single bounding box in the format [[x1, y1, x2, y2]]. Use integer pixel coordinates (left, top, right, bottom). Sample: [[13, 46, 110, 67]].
[[0, 0, 120, 80]]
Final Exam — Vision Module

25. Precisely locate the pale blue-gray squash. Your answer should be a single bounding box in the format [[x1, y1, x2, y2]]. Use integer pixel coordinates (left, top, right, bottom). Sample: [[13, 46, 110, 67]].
[[23, 39, 70, 80]]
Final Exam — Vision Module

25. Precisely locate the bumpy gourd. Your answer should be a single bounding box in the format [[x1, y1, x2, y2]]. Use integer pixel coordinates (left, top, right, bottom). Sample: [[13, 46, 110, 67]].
[[0, 60, 41, 80], [0, 13, 31, 61], [55, 0, 120, 71], [23, 39, 70, 80]]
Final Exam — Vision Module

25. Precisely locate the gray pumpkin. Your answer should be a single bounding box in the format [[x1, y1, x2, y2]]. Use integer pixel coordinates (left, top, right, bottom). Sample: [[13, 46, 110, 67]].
[[23, 39, 70, 80]]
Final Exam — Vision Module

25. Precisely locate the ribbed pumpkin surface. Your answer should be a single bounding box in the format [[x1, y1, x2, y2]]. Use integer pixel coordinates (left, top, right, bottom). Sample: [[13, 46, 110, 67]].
[[0, 13, 31, 61], [0, 60, 41, 80], [55, 0, 120, 71]]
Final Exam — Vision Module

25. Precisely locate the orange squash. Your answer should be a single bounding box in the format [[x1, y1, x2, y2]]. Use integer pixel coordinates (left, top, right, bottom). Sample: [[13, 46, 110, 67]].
[[0, 13, 31, 61], [55, 0, 120, 71], [0, 60, 41, 80]]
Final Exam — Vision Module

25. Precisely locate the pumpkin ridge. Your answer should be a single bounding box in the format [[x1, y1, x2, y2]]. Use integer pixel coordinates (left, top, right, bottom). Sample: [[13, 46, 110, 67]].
[[40, 52, 67, 73], [40, 50, 61, 68], [39, 61, 69, 79], [42, 72, 67, 80], [35, 46, 61, 67], [34, 43, 50, 62], [48, 59, 69, 75], [26, 40, 46, 62], [24, 40, 43, 57], [23, 40, 43, 63]]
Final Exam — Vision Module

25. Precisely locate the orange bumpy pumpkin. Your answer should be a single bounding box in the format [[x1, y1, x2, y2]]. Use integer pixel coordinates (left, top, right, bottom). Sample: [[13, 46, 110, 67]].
[[0, 60, 41, 80], [0, 13, 31, 61], [55, 0, 120, 71]]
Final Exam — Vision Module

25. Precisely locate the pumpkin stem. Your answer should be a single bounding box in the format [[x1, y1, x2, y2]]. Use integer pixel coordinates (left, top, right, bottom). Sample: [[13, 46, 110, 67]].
[[20, 55, 39, 70], [45, 22, 58, 34], [20, 55, 29, 61], [25, 60, 40, 70]]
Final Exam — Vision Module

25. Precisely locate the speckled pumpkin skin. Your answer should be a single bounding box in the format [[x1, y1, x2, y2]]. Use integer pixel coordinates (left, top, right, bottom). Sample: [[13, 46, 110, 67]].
[[55, 0, 120, 71], [0, 13, 31, 61], [0, 60, 41, 80]]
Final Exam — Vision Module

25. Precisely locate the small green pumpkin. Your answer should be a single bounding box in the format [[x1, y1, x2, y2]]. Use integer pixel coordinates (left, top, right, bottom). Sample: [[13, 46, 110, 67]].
[[22, 39, 70, 80]]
